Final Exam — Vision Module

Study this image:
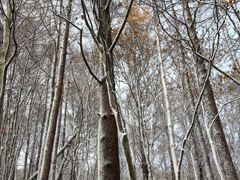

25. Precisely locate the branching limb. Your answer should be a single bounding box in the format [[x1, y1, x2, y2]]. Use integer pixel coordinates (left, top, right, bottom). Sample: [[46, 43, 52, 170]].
[[194, 51, 240, 86], [56, 13, 82, 31], [109, 0, 134, 52], [78, 30, 101, 84], [81, 0, 101, 50]]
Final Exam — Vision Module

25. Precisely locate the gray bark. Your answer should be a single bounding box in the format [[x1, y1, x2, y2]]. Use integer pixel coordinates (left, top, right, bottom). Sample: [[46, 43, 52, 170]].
[[98, 77, 120, 180], [185, 71, 214, 180], [38, 0, 72, 179], [0, 0, 12, 129], [182, 1, 238, 179], [96, 0, 121, 179], [156, 31, 178, 180]]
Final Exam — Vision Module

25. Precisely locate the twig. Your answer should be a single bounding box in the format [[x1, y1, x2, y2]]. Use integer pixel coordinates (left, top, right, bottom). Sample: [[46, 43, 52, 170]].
[[209, 96, 240, 130], [109, 0, 134, 52], [56, 13, 82, 31], [26, 46, 51, 78], [194, 51, 240, 86], [81, 0, 101, 50]]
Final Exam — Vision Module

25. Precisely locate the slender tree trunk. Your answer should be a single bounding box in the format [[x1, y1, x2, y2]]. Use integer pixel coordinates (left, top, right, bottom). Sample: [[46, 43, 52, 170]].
[[35, 80, 49, 175], [28, 95, 42, 178], [139, 142, 149, 180], [182, 1, 238, 179], [38, 24, 61, 178], [156, 32, 178, 180], [23, 92, 34, 180], [0, 62, 14, 178], [126, 79, 149, 180], [201, 104, 226, 180], [38, 0, 72, 179], [57, 83, 68, 180], [51, 101, 62, 180], [136, 94, 150, 180], [112, 95, 136, 180]]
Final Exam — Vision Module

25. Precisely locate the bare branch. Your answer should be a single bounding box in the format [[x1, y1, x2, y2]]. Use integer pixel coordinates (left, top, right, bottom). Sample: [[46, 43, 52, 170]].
[[56, 13, 82, 31], [209, 96, 240, 130], [78, 30, 101, 84], [109, 0, 134, 52]]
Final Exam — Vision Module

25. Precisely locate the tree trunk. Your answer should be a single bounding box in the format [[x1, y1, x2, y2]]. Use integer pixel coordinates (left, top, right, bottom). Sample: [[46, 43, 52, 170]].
[[51, 100, 62, 180], [0, 0, 12, 130], [38, 0, 72, 179], [96, 0, 120, 179], [182, 1, 238, 179], [156, 32, 178, 180], [185, 71, 214, 180], [190, 136, 201, 180], [98, 77, 120, 180], [38, 13, 61, 176]]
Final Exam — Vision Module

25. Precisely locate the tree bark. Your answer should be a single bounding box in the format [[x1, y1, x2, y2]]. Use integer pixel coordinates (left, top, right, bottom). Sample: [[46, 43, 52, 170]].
[[38, 0, 72, 179], [96, 0, 120, 179], [51, 101, 62, 180], [185, 71, 214, 180], [156, 32, 178, 180], [182, 1, 238, 179], [98, 76, 120, 180], [0, 0, 12, 130]]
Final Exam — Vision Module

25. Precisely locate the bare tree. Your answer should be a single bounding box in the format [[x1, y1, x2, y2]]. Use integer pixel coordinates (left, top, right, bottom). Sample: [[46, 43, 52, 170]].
[[38, 0, 73, 179], [182, 1, 238, 179]]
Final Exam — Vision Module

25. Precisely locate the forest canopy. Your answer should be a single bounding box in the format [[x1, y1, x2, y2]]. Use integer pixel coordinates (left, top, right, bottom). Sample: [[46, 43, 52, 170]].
[[0, 0, 239, 180]]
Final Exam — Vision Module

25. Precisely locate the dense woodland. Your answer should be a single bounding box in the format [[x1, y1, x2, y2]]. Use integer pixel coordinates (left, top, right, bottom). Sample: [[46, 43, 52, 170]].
[[0, 0, 240, 179]]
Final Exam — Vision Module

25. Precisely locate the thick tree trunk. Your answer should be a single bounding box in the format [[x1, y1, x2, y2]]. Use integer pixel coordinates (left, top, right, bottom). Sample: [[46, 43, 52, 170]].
[[98, 77, 120, 180], [139, 142, 149, 180], [97, 0, 120, 179], [0, 0, 11, 130], [185, 71, 214, 180], [38, 0, 72, 179], [189, 146, 200, 180], [182, 1, 238, 179], [81, 0, 135, 179]]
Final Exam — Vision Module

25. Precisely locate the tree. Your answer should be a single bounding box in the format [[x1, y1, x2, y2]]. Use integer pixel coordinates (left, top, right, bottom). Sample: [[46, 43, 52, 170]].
[[38, 0, 72, 179], [0, 0, 239, 179], [182, 1, 238, 179], [0, 0, 17, 129]]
